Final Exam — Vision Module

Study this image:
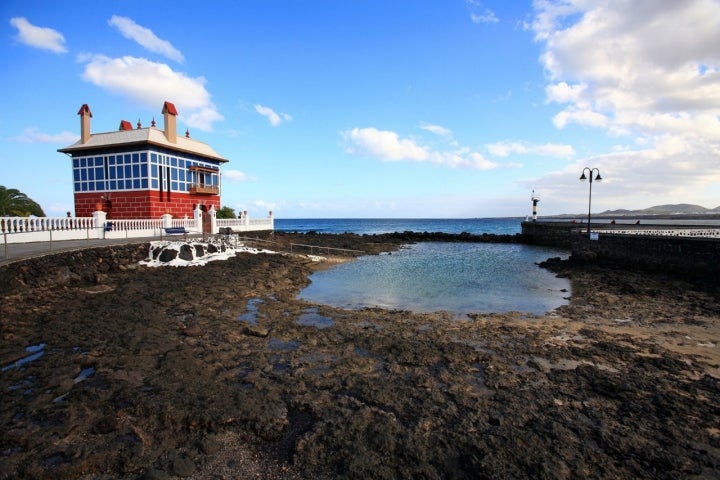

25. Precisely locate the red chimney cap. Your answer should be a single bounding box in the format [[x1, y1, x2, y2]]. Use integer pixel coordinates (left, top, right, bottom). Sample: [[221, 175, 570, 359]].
[[119, 120, 133, 131], [162, 101, 178, 116], [77, 104, 93, 117]]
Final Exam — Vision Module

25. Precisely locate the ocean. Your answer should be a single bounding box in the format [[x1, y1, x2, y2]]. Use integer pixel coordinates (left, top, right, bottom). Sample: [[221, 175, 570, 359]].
[[283, 218, 571, 317], [274, 217, 523, 235]]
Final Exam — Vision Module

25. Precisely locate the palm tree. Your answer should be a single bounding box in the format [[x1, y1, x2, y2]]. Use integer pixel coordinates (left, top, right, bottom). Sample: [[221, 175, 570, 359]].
[[0, 186, 46, 217]]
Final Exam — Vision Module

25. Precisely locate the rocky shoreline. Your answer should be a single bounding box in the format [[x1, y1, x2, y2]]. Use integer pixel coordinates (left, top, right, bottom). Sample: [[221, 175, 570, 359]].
[[1, 233, 719, 479]]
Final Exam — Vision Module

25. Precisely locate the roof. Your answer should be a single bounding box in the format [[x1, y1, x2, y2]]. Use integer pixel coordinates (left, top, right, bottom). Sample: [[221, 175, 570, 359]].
[[57, 127, 228, 163]]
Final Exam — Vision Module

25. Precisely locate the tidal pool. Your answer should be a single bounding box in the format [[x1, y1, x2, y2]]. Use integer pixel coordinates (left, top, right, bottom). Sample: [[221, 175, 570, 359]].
[[299, 242, 570, 317]]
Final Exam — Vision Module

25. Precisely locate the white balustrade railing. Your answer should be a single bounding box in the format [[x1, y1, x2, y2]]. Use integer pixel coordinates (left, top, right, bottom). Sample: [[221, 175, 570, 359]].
[[580, 227, 720, 238], [1, 211, 272, 245], [106, 218, 163, 231], [1, 216, 94, 234], [217, 216, 274, 231]]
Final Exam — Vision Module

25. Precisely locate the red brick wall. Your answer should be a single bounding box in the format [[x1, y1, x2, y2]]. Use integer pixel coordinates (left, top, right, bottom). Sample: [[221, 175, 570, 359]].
[[74, 191, 220, 219]]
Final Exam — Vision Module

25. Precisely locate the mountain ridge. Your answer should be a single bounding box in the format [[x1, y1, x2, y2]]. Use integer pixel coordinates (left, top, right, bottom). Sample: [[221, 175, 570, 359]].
[[600, 204, 720, 216], [546, 203, 720, 218]]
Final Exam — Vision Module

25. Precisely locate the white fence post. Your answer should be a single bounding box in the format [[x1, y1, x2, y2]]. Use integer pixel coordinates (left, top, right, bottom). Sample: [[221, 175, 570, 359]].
[[93, 210, 107, 239], [194, 205, 202, 232], [209, 205, 217, 234], [161, 213, 173, 229]]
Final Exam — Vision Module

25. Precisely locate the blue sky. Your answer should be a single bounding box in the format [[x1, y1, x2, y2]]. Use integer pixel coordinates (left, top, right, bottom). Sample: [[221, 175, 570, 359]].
[[2, 0, 719, 218]]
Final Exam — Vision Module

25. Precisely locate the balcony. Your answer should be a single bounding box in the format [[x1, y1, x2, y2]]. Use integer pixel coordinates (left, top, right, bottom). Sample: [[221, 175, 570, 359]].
[[189, 184, 219, 195]]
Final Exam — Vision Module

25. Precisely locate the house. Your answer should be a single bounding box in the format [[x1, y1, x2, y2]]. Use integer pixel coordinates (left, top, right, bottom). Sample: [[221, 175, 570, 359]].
[[58, 101, 227, 219]]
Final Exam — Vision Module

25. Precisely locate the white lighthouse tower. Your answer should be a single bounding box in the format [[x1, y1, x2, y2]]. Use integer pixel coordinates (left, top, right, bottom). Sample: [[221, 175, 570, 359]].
[[531, 190, 540, 222]]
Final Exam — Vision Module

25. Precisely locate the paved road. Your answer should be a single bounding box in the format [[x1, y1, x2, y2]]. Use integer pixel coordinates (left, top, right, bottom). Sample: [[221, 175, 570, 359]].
[[0, 236, 162, 266]]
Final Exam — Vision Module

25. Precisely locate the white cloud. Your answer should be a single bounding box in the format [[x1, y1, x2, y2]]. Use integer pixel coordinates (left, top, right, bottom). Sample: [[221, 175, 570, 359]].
[[342, 127, 511, 170], [419, 122, 452, 137], [254, 104, 292, 126], [522, 134, 720, 212], [10, 17, 67, 53], [9, 127, 78, 144], [222, 169, 252, 182], [109, 15, 184, 63], [533, 0, 720, 137], [527, 0, 720, 207], [466, 0, 499, 24], [487, 141, 575, 158], [342, 127, 428, 161], [552, 108, 609, 129], [429, 149, 501, 170], [81, 55, 223, 131]]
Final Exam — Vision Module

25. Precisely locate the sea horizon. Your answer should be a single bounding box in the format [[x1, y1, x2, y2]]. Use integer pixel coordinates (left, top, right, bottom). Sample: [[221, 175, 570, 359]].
[[274, 217, 526, 236]]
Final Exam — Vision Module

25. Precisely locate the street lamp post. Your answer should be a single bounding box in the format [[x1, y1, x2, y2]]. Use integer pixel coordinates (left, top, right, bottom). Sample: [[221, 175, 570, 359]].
[[579, 167, 602, 234]]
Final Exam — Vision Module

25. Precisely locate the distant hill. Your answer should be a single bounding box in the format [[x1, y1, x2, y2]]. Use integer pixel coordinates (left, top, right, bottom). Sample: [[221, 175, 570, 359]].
[[600, 204, 720, 216], [548, 204, 720, 219]]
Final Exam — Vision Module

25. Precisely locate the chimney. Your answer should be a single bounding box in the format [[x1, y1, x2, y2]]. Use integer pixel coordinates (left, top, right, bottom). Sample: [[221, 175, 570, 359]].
[[78, 104, 92, 144], [162, 101, 178, 143], [119, 120, 133, 131]]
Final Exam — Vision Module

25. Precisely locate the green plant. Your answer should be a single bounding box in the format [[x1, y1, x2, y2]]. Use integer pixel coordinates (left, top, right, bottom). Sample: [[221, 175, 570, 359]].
[[0, 186, 45, 217]]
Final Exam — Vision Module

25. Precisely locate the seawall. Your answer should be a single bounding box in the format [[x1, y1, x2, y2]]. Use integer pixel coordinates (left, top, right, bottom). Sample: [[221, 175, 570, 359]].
[[522, 221, 720, 280]]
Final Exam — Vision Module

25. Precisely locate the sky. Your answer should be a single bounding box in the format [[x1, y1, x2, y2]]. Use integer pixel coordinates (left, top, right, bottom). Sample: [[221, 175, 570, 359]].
[[1, 0, 719, 219]]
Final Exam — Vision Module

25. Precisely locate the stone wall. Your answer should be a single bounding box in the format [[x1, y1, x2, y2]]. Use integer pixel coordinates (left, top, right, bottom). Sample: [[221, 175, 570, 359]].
[[520, 221, 577, 247], [571, 233, 720, 280], [0, 243, 149, 294], [521, 221, 720, 280]]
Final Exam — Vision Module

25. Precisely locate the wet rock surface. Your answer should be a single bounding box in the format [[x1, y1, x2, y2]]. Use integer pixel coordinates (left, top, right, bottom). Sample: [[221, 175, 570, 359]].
[[1, 234, 719, 479]]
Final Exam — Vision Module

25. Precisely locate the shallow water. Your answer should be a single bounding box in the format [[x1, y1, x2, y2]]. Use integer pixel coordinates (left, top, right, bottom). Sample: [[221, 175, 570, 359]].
[[299, 242, 570, 317]]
